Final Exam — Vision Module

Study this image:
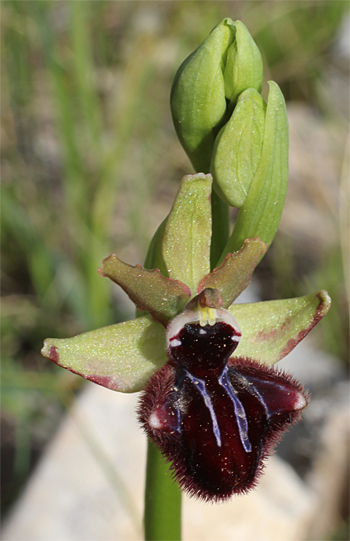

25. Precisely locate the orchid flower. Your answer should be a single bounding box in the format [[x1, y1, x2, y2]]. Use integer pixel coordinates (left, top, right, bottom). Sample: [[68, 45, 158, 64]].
[[41, 173, 330, 501]]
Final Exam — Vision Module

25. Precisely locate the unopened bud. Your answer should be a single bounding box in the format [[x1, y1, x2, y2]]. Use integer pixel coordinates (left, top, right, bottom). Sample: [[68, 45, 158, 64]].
[[170, 19, 235, 173], [224, 20, 263, 105]]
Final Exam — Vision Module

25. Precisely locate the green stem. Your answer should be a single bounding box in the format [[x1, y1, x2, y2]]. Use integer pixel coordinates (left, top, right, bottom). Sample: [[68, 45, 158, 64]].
[[144, 440, 182, 541], [142, 225, 182, 541], [210, 189, 230, 270]]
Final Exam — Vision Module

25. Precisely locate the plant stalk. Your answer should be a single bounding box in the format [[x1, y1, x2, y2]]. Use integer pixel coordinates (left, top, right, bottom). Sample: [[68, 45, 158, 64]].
[[144, 440, 182, 540], [210, 189, 230, 270], [142, 225, 182, 541]]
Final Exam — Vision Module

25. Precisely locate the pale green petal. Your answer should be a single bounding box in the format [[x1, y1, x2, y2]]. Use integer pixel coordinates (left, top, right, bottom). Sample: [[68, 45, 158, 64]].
[[41, 316, 167, 393], [163, 173, 212, 294], [198, 238, 266, 306], [229, 290, 331, 366]]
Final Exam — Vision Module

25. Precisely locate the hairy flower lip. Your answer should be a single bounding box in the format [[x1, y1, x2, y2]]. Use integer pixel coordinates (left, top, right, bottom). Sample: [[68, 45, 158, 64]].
[[293, 392, 309, 411], [138, 352, 310, 502]]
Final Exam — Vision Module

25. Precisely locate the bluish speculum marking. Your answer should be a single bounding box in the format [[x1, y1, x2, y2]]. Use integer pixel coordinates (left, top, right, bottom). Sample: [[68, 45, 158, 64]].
[[219, 366, 252, 452], [184, 369, 222, 447], [169, 321, 239, 375]]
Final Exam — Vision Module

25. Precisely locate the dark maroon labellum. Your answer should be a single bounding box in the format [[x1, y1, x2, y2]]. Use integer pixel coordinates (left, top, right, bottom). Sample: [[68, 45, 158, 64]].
[[138, 313, 309, 502]]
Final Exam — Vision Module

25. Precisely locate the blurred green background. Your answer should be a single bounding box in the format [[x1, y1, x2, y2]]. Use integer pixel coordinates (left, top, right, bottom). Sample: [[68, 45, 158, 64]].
[[1, 0, 349, 526]]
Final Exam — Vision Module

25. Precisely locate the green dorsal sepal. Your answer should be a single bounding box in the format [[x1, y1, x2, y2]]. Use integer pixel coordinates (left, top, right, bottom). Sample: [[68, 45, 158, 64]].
[[162, 173, 212, 295]]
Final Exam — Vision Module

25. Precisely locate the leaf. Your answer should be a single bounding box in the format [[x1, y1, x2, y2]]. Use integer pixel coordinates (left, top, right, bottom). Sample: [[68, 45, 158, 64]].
[[162, 173, 212, 295], [198, 238, 266, 307], [41, 316, 167, 393], [100, 255, 191, 326], [229, 290, 331, 366]]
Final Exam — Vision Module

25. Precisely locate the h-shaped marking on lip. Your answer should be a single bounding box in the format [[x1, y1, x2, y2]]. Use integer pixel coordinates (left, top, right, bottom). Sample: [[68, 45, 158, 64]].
[[219, 366, 252, 453], [184, 370, 222, 448]]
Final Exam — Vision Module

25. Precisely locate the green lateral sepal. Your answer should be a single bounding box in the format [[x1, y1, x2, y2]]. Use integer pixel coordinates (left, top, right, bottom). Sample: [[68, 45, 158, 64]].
[[229, 290, 331, 366], [41, 316, 167, 393]]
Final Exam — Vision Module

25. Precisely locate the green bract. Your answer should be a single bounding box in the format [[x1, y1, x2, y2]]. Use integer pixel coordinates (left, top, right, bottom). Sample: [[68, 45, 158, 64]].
[[224, 81, 289, 255], [211, 88, 266, 208], [42, 174, 331, 393], [171, 19, 290, 261]]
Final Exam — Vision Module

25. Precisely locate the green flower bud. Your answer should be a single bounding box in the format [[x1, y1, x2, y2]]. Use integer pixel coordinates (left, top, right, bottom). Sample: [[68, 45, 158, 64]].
[[171, 19, 264, 174], [223, 81, 289, 257], [210, 88, 266, 208], [224, 20, 263, 105], [170, 18, 235, 173]]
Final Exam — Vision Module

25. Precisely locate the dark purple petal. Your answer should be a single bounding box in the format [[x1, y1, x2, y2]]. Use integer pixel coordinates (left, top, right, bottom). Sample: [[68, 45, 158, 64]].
[[138, 318, 309, 502]]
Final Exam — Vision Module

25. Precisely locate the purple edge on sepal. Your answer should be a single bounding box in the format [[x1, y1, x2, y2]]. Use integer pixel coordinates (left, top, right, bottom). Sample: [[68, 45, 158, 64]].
[[44, 344, 120, 390], [279, 291, 328, 359]]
